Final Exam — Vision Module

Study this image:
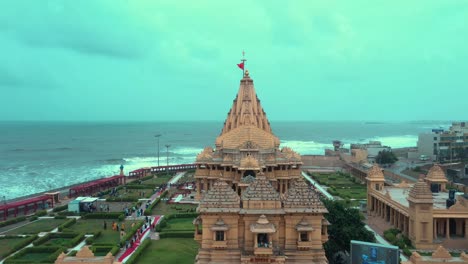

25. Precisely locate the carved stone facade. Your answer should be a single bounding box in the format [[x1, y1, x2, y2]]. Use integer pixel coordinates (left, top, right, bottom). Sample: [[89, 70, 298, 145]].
[[55, 246, 119, 264], [194, 71, 328, 263], [194, 71, 302, 201], [367, 164, 468, 250]]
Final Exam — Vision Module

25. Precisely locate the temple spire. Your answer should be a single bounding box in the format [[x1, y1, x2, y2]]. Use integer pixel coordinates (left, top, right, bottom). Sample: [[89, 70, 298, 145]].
[[221, 67, 272, 135]]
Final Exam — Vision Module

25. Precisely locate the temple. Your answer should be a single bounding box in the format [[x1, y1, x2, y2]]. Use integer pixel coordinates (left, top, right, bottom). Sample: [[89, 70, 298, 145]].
[[367, 164, 468, 250], [193, 70, 329, 263]]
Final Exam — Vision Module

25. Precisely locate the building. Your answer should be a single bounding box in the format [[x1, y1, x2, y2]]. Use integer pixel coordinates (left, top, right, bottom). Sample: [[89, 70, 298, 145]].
[[417, 122, 468, 162], [367, 164, 468, 250], [193, 70, 329, 263]]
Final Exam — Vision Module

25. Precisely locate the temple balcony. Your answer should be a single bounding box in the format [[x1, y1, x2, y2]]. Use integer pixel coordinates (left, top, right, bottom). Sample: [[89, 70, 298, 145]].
[[212, 240, 227, 249], [297, 241, 314, 250], [254, 246, 273, 256]]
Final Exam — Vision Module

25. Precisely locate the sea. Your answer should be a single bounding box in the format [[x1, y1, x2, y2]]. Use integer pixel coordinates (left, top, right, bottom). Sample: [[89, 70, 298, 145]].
[[0, 121, 451, 200]]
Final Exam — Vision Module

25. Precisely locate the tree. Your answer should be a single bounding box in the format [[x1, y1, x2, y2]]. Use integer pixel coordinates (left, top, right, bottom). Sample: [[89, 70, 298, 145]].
[[375, 150, 398, 165], [322, 199, 375, 263]]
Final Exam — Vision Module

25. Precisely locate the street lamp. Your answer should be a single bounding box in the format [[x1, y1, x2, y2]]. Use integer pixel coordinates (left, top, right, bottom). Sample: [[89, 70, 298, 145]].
[[2, 196, 6, 205], [165, 144, 171, 175], [155, 134, 161, 167]]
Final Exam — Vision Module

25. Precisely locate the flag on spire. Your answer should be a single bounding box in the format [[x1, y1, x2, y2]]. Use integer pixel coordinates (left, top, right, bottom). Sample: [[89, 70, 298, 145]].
[[237, 62, 244, 70]]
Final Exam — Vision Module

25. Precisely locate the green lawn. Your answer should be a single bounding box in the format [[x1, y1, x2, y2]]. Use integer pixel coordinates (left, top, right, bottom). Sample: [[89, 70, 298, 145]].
[[64, 219, 139, 244], [5, 219, 67, 235], [12, 252, 51, 262], [310, 172, 367, 200], [136, 238, 199, 264], [142, 174, 174, 186], [151, 201, 197, 215], [0, 237, 32, 258], [162, 218, 194, 232], [43, 238, 74, 247]]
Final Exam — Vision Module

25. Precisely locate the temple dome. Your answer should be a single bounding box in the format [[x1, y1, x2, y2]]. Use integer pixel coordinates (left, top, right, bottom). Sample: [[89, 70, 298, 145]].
[[199, 180, 240, 212], [407, 179, 433, 204], [242, 173, 280, 201], [283, 178, 328, 213], [426, 164, 448, 183], [366, 164, 385, 181]]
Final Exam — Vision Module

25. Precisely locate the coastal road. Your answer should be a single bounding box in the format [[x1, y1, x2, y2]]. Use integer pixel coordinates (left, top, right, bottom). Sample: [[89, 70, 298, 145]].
[[301, 171, 408, 262]]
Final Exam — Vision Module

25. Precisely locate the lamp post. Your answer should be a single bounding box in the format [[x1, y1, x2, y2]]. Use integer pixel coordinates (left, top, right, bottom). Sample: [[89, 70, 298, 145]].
[[165, 144, 171, 175], [2, 196, 5, 205], [155, 134, 161, 167]]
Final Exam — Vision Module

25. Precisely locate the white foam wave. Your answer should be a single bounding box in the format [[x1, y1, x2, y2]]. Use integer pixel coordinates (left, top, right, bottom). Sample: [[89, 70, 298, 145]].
[[280, 140, 330, 155], [172, 147, 203, 156]]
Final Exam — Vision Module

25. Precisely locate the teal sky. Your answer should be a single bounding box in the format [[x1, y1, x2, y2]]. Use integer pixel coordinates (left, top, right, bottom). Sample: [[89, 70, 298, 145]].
[[1, 1, 467, 122]]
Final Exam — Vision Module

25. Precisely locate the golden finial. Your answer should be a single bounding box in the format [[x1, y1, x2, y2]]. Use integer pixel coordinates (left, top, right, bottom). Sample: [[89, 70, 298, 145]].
[[245, 69, 249, 76]]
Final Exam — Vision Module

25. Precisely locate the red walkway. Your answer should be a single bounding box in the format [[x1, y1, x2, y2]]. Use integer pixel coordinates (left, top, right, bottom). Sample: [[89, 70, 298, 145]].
[[69, 175, 125, 197], [118, 215, 162, 262]]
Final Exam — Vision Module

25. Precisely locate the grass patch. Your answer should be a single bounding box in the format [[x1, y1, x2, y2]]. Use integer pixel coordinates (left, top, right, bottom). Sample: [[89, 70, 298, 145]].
[[0, 236, 33, 258], [150, 200, 197, 215], [136, 238, 198, 264], [141, 174, 174, 186], [161, 218, 194, 232], [64, 219, 138, 245], [310, 172, 367, 200], [5, 219, 67, 235]]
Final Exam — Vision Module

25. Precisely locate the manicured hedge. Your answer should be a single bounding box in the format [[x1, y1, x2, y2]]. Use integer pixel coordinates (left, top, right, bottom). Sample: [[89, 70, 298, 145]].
[[57, 218, 76, 231], [154, 213, 198, 232], [119, 221, 144, 247], [0, 216, 27, 228], [52, 205, 68, 212], [125, 238, 151, 264], [34, 210, 47, 217], [4, 246, 65, 263], [33, 232, 84, 248], [85, 231, 102, 245], [82, 212, 125, 221], [0, 235, 38, 258], [105, 197, 139, 202]]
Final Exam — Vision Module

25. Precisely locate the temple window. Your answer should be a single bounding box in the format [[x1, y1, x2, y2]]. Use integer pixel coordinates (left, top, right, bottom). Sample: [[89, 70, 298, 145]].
[[215, 231, 225, 241], [300, 232, 308, 242], [257, 233, 269, 247]]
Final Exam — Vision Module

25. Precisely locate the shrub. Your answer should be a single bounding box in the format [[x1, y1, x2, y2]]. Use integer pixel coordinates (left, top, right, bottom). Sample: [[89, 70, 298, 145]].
[[54, 215, 67, 219], [0, 216, 27, 228], [403, 247, 412, 256], [83, 212, 124, 219], [106, 197, 138, 202], [52, 204, 68, 212], [29, 216, 38, 222], [120, 221, 144, 247], [68, 250, 77, 256], [58, 218, 76, 231], [34, 210, 47, 217]]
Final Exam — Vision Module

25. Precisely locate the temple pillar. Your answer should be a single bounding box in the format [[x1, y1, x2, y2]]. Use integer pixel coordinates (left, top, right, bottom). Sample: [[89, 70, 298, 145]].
[[446, 218, 450, 239], [196, 179, 201, 199], [204, 178, 208, 192], [433, 219, 437, 239], [464, 219, 468, 238]]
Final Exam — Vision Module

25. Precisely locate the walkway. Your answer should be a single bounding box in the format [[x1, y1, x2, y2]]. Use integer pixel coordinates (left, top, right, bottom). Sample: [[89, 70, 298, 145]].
[[301, 172, 334, 200]]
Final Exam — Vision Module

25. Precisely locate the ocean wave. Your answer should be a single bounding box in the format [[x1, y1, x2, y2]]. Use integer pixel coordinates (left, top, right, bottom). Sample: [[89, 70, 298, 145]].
[[171, 146, 203, 156], [280, 140, 330, 155]]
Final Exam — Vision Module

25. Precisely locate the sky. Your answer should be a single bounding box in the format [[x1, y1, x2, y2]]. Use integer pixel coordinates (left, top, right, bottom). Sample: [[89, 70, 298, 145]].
[[0, 0, 467, 122]]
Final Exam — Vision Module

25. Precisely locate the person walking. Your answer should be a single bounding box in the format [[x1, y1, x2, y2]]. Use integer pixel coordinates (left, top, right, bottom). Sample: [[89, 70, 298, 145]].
[[103, 221, 107, 230]]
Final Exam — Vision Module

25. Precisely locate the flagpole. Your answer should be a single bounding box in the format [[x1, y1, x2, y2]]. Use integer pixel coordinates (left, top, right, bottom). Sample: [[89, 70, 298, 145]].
[[241, 50, 246, 77]]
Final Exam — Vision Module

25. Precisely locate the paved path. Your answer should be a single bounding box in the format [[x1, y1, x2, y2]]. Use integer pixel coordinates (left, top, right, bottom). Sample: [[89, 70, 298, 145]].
[[168, 171, 187, 185], [301, 172, 334, 200]]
